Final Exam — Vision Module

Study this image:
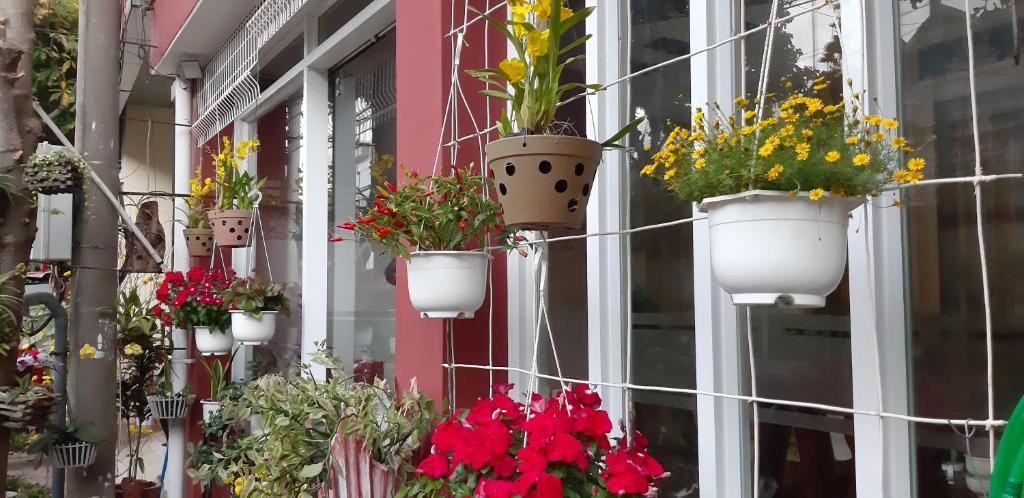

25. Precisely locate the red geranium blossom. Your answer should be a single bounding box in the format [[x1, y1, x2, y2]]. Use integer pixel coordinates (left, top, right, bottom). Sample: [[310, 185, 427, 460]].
[[150, 266, 233, 331], [407, 384, 665, 498]]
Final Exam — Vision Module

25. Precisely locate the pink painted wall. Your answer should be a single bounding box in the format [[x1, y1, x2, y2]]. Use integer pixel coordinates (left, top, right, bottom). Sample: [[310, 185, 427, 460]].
[[148, 0, 199, 67], [395, 0, 509, 409]]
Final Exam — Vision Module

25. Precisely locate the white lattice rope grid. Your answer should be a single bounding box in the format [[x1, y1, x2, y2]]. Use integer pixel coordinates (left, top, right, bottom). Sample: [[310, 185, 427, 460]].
[[431, 0, 1020, 490]]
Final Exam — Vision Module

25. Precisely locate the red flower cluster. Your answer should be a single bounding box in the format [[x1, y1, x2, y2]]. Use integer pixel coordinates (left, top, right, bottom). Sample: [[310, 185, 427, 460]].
[[151, 266, 233, 331], [408, 384, 665, 498]]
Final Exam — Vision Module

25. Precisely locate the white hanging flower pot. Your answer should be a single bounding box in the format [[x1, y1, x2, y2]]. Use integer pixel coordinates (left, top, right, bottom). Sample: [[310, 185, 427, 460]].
[[699, 190, 862, 308], [407, 252, 488, 319], [146, 394, 194, 420], [230, 310, 277, 345], [193, 326, 234, 356], [51, 441, 98, 468], [200, 399, 220, 423]]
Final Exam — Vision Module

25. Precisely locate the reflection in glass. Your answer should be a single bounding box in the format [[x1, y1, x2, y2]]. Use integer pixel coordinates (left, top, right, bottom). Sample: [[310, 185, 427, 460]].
[[628, 1, 699, 494], [899, 1, 1024, 495], [328, 34, 398, 383], [744, 1, 856, 496]]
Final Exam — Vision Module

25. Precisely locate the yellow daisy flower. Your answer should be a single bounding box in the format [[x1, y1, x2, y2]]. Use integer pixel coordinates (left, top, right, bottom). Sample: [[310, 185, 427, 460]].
[[766, 164, 784, 181], [808, 188, 825, 201], [825, 151, 841, 163], [853, 153, 870, 166], [907, 157, 926, 171]]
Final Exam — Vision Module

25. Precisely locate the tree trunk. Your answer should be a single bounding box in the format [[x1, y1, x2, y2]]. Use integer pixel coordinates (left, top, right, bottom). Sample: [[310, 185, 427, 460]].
[[0, 0, 41, 491], [66, 0, 120, 496]]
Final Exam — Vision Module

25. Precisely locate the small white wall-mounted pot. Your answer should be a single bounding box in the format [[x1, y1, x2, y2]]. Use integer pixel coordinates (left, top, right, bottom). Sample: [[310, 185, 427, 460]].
[[230, 310, 277, 345], [699, 190, 862, 308], [200, 399, 220, 423], [193, 326, 234, 356], [407, 251, 488, 319]]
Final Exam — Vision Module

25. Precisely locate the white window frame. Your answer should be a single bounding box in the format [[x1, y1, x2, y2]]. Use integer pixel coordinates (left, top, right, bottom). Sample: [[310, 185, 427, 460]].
[[506, 0, 921, 496]]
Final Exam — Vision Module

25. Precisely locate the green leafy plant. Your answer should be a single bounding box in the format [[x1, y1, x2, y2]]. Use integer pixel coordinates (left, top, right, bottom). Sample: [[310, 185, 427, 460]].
[[468, 0, 643, 145], [332, 164, 515, 259], [210, 137, 265, 211], [197, 349, 237, 403], [224, 277, 291, 318], [0, 264, 25, 356], [641, 77, 927, 202], [6, 475, 50, 498], [33, 0, 78, 140], [23, 147, 87, 188], [116, 286, 169, 481], [188, 349, 436, 498]]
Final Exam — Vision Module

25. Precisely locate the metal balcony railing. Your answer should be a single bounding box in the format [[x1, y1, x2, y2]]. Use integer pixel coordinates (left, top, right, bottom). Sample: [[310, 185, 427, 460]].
[[192, 0, 309, 143]]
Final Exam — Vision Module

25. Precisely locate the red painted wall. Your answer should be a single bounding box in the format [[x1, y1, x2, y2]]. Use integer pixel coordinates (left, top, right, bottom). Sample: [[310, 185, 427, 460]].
[[395, 0, 509, 409], [148, 0, 199, 67]]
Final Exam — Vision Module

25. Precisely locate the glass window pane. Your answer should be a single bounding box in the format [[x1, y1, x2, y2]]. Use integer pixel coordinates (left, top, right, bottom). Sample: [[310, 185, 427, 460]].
[[898, 1, 1024, 495], [628, 1, 699, 494], [744, 1, 856, 496], [328, 34, 397, 383]]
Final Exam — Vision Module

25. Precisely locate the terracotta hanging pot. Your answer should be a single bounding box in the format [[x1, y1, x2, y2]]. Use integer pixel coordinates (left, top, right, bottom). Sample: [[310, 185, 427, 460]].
[[486, 135, 603, 230], [207, 209, 253, 248], [699, 190, 862, 308], [183, 228, 215, 257]]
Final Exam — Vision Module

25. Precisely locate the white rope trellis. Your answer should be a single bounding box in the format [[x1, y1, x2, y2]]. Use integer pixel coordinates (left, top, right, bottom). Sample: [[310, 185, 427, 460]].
[[435, 1, 1016, 489]]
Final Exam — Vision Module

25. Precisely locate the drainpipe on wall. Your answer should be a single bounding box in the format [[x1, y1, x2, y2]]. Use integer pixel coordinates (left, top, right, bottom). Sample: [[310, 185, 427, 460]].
[[165, 77, 193, 498]]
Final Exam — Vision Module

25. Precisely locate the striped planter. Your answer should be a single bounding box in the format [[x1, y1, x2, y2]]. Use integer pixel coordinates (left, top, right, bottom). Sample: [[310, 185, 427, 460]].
[[147, 394, 194, 420], [51, 441, 98, 468], [321, 437, 398, 498]]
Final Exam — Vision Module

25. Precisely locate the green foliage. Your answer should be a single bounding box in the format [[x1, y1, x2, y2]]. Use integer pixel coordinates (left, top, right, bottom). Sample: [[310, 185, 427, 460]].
[[6, 475, 49, 498], [34, 0, 79, 140], [0, 264, 25, 356], [642, 78, 927, 203], [197, 349, 237, 402], [24, 148, 88, 185], [337, 164, 513, 259], [224, 277, 291, 318], [188, 351, 436, 498]]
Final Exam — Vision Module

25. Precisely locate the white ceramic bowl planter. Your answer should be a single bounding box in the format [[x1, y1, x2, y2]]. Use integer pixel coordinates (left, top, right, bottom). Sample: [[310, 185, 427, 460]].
[[200, 399, 220, 423], [699, 190, 862, 308], [407, 252, 488, 319], [230, 310, 277, 345], [193, 326, 234, 355]]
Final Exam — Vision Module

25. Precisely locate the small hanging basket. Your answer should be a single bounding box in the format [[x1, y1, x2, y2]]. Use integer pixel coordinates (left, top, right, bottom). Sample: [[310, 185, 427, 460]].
[[25, 146, 87, 195], [183, 228, 215, 257], [51, 441, 98, 468], [486, 135, 603, 230], [194, 326, 234, 356], [0, 387, 56, 430], [407, 251, 488, 319], [699, 190, 862, 308], [230, 310, 277, 345], [146, 394, 194, 420], [207, 209, 253, 248], [200, 399, 220, 423]]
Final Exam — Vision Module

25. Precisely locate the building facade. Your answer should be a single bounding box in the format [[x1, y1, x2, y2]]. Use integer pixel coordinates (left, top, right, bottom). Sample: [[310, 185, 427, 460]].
[[126, 0, 1024, 497]]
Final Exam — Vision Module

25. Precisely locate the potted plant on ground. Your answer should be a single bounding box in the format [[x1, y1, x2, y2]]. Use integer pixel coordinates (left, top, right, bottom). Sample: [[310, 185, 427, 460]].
[[333, 165, 512, 319], [400, 383, 665, 497], [470, 0, 642, 230], [641, 77, 927, 307], [24, 145, 87, 195], [207, 137, 264, 248], [152, 266, 234, 355], [224, 276, 291, 345], [182, 166, 216, 257]]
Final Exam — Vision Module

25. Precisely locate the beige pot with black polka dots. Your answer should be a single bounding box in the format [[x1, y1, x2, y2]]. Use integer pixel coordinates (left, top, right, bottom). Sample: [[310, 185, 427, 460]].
[[486, 135, 603, 230], [207, 209, 253, 248], [183, 228, 215, 257]]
